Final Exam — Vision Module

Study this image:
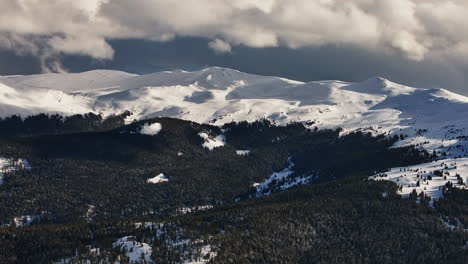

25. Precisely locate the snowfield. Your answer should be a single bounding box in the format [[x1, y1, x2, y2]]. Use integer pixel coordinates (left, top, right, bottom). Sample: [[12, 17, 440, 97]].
[[175, 205, 214, 215], [134, 222, 218, 264], [139, 122, 162, 135], [371, 158, 468, 201], [113, 236, 153, 263], [198, 132, 226, 150], [0, 158, 31, 185], [13, 215, 41, 227], [147, 173, 169, 184], [254, 158, 295, 197], [252, 158, 318, 197], [236, 150, 251, 156]]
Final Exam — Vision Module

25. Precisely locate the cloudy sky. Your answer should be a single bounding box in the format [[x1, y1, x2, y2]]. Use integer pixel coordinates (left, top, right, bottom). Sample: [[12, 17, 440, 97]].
[[1, 0, 468, 94]]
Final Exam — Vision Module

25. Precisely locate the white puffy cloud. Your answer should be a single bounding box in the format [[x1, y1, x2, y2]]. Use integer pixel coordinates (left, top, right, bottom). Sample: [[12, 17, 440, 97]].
[[208, 39, 232, 54], [49, 35, 114, 59], [2, 0, 468, 67]]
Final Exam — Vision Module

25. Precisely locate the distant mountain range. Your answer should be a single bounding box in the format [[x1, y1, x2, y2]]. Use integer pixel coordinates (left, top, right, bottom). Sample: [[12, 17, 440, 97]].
[[1, 67, 468, 159]]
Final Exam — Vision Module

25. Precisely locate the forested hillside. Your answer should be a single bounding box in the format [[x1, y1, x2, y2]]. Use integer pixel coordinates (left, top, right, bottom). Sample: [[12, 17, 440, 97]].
[[0, 114, 466, 263]]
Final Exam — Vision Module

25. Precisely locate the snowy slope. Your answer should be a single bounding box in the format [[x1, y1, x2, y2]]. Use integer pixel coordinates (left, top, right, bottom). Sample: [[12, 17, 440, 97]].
[[0, 70, 137, 92], [113, 236, 153, 263], [1, 67, 468, 159], [372, 158, 468, 201]]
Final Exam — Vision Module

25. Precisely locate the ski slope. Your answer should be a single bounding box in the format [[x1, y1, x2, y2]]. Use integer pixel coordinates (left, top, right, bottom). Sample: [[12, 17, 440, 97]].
[[1, 67, 468, 158]]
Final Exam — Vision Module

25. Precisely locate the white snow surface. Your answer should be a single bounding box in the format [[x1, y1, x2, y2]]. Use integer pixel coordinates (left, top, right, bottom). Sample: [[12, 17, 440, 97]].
[[183, 244, 217, 264], [13, 215, 41, 227], [0, 158, 31, 185], [113, 236, 153, 263], [135, 222, 217, 263], [371, 158, 468, 201], [147, 173, 169, 184], [253, 158, 310, 197], [198, 132, 226, 150], [2, 67, 468, 158], [139, 122, 162, 135], [255, 159, 295, 197], [176, 205, 214, 215], [251, 158, 320, 197], [236, 150, 251, 156]]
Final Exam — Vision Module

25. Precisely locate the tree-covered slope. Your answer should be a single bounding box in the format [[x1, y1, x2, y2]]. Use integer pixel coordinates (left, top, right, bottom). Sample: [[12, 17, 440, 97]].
[[0, 115, 465, 263]]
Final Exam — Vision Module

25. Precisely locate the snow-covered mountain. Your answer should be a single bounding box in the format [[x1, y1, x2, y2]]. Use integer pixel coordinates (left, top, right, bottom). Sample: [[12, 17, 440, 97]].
[[1, 67, 468, 158]]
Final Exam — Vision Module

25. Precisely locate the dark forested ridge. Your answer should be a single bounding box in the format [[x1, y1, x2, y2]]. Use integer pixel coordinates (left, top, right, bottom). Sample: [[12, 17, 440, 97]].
[[0, 111, 132, 137], [0, 114, 466, 263]]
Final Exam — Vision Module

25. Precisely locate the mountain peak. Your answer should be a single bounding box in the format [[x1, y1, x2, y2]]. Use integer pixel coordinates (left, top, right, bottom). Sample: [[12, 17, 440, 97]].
[[342, 76, 417, 96], [363, 76, 390, 87], [202, 66, 239, 72]]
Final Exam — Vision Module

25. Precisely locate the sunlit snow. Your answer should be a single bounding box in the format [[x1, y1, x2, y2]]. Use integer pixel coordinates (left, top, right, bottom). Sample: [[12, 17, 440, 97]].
[[0, 158, 31, 185], [139, 122, 162, 135], [113, 236, 153, 263], [147, 173, 169, 184], [236, 150, 251, 156], [371, 158, 468, 201], [198, 132, 226, 150], [13, 215, 41, 227]]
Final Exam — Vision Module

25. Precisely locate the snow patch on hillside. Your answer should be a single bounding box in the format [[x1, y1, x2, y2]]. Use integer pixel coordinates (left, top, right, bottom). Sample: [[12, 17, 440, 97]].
[[441, 216, 468, 232], [137, 222, 217, 263], [183, 245, 217, 264], [113, 236, 153, 263], [254, 160, 295, 197], [176, 205, 214, 215], [0, 158, 31, 185], [147, 173, 169, 184], [198, 133, 226, 150], [251, 158, 321, 198], [236, 150, 251, 156], [85, 205, 96, 222], [13, 215, 41, 227], [60, 222, 217, 263], [139, 122, 162, 135], [253, 159, 293, 197], [371, 158, 468, 201]]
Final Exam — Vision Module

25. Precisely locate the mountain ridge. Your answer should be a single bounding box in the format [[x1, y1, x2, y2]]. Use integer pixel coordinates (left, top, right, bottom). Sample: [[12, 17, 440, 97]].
[[1, 67, 468, 159]]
